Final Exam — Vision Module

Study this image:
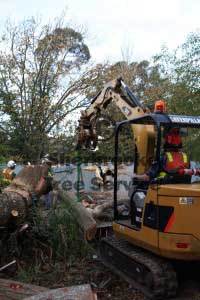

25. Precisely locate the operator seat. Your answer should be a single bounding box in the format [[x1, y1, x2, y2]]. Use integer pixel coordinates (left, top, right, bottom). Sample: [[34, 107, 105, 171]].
[[129, 181, 149, 228]]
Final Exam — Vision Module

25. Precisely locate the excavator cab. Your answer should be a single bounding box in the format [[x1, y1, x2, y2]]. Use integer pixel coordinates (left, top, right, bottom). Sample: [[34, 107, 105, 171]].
[[113, 113, 200, 259], [98, 114, 200, 299]]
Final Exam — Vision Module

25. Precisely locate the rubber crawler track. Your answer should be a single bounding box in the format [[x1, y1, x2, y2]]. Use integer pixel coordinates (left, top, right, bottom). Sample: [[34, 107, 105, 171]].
[[99, 235, 178, 299]]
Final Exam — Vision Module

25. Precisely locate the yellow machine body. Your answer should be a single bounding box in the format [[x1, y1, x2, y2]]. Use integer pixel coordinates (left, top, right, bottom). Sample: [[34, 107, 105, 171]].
[[113, 182, 200, 261]]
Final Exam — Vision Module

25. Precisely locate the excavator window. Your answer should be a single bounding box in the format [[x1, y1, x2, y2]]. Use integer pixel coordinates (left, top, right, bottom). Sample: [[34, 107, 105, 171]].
[[184, 127, 199, 161]]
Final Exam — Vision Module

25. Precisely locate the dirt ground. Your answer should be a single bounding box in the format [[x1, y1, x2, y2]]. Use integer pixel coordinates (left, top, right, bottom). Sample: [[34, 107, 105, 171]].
[[1, 248, 200, 300], [35, 250, 200, 300], [36, 252, 147, 300]]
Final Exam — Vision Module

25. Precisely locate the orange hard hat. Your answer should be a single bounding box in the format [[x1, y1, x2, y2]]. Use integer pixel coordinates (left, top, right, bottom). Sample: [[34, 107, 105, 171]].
[[154, 100, 166, 113]]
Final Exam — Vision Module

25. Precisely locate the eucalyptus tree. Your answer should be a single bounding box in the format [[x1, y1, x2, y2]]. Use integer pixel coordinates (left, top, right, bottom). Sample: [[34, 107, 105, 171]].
[[0, 16, 91, 159]]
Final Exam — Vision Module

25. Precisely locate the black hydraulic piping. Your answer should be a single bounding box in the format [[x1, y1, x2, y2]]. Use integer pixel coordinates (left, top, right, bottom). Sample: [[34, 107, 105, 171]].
[[114, 122, 120, 220], [155, 123, 161, 168], [120, 80, 145, 110]]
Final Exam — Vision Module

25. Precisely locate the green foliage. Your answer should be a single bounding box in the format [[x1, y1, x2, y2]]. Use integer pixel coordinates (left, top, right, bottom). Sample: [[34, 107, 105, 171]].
[[7, 204, 89, 284], [0, 144, 12, 163], [153, 31, 200, 159], [153, 30, 200, 114], [17, 264, 41, 284], [26, 205, 88, 263], [36, 27, 90, 64], [48, 207, 88, 262]]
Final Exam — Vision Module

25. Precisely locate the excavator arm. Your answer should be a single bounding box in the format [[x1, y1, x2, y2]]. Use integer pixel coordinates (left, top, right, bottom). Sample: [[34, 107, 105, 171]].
[[77, 77, 155, 174]]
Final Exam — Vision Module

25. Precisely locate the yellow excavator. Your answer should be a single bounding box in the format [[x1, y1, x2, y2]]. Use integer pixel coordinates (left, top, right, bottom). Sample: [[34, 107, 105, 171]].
[[77, 77, 200, 299]]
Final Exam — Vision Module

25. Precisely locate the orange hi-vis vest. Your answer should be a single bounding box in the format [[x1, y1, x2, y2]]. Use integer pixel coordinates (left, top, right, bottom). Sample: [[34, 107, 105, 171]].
[[164, 152, 189, 173], [2, 168, 15, 182]]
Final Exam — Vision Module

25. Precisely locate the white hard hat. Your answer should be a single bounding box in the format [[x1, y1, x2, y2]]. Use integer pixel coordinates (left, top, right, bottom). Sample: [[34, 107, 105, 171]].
[[7, 160, 16, 168], [41, 158, 52, 164], [41, 154, 53, 164]]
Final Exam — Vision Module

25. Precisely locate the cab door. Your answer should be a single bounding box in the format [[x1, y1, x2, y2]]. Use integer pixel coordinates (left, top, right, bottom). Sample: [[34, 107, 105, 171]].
[[140, 185, 159, 250]]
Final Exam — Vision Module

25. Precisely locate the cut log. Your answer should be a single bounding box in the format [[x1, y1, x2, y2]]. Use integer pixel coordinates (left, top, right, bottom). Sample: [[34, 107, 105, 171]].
[[0, 278, 48, 300], [0, 191, 30, 226], [0, 279, 97, 300], [85, 198, 129, 220], [57, 189, 97, 241], [0, 165, 51, 227], [24, 284, 97, 300]]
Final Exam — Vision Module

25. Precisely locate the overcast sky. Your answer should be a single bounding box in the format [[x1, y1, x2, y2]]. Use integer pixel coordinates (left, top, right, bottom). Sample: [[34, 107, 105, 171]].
[[0, 0, 199, 63]]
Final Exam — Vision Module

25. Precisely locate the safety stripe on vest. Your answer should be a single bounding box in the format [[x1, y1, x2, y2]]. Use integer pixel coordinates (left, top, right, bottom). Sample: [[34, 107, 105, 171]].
[[182, 152, 188, 163], [166, 152, 173, 162], [157, 172, 167, 179], [166, 152, 188, 164]]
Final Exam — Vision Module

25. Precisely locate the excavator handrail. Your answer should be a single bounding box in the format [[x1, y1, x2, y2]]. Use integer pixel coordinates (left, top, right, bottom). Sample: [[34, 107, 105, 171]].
[[114, 113, 170, 128], [114, 113, 200, 128]]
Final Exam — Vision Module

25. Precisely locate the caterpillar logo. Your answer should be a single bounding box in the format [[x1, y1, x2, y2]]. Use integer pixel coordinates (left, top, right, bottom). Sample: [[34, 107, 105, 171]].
[[122, 106, 131, 116], [170, 115, 200, 124]]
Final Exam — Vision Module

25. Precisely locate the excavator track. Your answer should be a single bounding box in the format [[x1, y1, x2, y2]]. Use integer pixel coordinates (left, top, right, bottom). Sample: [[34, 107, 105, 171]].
[[99, 235, 178, 299]]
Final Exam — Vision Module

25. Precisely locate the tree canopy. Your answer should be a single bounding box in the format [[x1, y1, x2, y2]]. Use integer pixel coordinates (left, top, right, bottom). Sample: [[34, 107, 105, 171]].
[[0, 17, 91, 160]]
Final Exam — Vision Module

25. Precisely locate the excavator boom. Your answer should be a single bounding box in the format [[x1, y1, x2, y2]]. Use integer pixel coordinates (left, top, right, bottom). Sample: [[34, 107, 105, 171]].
[[77, 77, 155, 173]]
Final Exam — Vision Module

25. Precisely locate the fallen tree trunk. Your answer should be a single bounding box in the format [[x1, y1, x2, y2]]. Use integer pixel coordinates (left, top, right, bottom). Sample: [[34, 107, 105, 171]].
[[0, 279, 97, 300], [0, 278, 48, 300], [24, 284, 97, 300], [0, 190, 31, 226], [0, 165, 50, 227], [57, 189, 97, 241]]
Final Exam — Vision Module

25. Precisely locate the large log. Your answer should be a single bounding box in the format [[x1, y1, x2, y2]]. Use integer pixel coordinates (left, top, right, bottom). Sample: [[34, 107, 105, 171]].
[[0, 279, 97, 300], [0, 165, 50, 227], [24, 284, 97, 300], [0, 278, 48, 300], [57, 189, 97, 241]]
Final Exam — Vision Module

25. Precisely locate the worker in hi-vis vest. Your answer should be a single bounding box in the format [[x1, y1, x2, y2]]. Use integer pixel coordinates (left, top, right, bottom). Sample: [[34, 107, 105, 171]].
[[133, 127, 190, 184], [157, 127, 190, 183], [2, 160, 16, 185]]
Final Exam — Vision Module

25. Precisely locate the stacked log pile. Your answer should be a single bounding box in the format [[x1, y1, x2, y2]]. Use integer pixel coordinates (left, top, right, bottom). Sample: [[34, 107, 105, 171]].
[[55, 164, 130, 240], [79, 163, 130, 222], [80, 190, 130, 221], [56, 188, 129, 241]]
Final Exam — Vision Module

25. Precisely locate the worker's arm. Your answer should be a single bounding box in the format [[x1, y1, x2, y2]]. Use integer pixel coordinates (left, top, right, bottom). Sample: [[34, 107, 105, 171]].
[[132, 173, 150, 181], [132, 161, 160, 182]]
